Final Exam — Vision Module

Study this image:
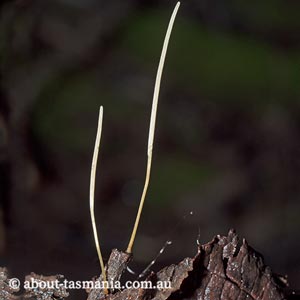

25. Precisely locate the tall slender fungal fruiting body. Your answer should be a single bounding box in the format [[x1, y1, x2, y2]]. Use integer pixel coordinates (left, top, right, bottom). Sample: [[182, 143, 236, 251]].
[[89, 106, 108, 294], [126, 2, 180, 254]]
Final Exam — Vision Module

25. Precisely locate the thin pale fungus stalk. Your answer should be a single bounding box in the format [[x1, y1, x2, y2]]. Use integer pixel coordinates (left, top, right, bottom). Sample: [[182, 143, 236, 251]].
[[89, 106, 108, 294], [126, 2, 181, 254]]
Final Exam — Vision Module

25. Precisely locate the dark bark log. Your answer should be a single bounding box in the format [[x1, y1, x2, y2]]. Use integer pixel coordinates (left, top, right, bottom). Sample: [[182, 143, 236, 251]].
[[93, 230, 295, 300], [1, 230, 299, 300]]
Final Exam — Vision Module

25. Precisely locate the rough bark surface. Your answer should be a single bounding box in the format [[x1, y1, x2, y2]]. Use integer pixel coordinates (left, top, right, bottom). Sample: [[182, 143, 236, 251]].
[[1, 230, 298, 300], [86, 249, 132, 300], [91, 230, 291, 300], [24, 273, 69, 300], [0, 267, 19, 300]]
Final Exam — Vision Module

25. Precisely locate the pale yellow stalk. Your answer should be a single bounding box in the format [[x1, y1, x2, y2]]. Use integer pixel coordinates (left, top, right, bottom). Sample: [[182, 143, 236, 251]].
[[126, 2, 180, 254], [89, 106, 108, 294]]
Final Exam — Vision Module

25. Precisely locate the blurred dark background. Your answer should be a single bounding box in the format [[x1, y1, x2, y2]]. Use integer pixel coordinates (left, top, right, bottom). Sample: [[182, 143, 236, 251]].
[[0, 0, 300, 298]]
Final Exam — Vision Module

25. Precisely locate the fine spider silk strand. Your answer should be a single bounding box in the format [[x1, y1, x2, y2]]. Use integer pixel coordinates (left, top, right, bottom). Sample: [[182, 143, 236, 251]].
[[89, 106, 108, 294], [126, 2, 180, 254]]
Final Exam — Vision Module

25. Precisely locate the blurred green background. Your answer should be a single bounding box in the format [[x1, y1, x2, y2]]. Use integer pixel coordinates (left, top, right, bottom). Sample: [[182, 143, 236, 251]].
[[0, 0, 299, 298]]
